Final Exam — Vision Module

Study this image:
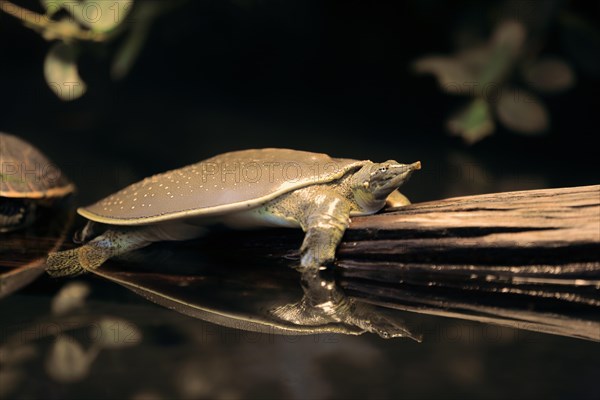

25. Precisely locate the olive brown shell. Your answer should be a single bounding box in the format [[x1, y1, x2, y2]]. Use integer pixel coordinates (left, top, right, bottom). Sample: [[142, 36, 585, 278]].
[[79, 148, 367, 225]]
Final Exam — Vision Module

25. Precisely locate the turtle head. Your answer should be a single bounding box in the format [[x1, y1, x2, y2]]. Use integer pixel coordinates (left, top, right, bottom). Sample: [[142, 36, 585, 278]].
[[351, 160, 421, 213]]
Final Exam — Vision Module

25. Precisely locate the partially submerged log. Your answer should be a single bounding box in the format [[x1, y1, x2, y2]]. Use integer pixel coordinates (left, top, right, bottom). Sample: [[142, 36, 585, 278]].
[[338, 184, 600, 341], [193, 184, 600, 340], [335, 184, 599, 294], [343, 184, 599, 264]]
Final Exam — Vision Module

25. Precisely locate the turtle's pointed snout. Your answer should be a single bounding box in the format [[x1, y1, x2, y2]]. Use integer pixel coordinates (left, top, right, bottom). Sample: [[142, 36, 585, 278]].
[[389, 161, 421, 173]]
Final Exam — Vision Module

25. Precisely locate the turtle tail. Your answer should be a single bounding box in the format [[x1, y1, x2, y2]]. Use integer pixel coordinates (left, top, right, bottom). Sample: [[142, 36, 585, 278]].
[[46, 245, 111, 277]]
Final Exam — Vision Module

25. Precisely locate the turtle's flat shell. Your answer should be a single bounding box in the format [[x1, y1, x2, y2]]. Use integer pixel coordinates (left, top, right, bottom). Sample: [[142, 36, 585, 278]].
[[80, 149, 366, 225], [0, 133, 74, 199]]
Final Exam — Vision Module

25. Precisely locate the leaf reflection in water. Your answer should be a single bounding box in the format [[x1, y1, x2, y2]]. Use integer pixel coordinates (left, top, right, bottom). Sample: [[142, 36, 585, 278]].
[[1, 280, 143, 394], [45, 335, 94, 383], [51, 281, 91, 315], [0, 368, 23, 398]]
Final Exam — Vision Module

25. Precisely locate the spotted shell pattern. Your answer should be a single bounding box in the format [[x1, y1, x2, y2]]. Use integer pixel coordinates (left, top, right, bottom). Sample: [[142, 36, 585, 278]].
[[0, 133, 74, 199], [80, 149, 367, 225]]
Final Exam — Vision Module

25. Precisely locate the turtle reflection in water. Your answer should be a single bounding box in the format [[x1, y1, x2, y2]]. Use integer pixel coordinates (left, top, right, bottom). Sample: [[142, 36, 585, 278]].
[[47, 149, 420, 337], [0, 133, 75, 232]]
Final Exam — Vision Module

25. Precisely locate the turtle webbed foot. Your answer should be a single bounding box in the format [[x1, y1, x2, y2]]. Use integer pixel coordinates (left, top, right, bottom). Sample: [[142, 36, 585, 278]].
[[46, 248, 87, 277], [270, 291, 420, 340], [46, 244, 109, 277]]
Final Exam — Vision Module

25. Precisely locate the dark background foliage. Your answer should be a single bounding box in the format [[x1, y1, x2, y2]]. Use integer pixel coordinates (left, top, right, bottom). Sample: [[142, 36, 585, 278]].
[[1, 0, 598, 205]]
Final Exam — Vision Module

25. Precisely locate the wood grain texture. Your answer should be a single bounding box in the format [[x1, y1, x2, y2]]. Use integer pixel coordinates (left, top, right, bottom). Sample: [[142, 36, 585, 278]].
[[195, 185, 599, 340], [332, 185, 600, 341], [346, 184, 599, 250]]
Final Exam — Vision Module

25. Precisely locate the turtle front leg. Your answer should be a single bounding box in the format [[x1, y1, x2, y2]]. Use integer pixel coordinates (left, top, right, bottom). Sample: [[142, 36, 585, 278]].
[[270, 189, 416, 339], [270, 193, 353, 326], [299, 212, 349, 269]]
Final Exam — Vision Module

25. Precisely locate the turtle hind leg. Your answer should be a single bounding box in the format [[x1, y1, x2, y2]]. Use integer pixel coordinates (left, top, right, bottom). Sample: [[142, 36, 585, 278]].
[[46, 248, 83, 277], [46, 224, 206, 277], [46, 229, 154, 277]]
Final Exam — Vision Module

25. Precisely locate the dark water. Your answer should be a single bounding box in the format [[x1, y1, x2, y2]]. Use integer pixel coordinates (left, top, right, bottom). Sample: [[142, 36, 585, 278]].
[[1, 1, 600, 399]]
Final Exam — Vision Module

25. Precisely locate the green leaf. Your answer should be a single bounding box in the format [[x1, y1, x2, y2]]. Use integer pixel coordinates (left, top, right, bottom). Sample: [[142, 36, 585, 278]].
[[447, 98, 495, 144], [111, 0, 180, 79], [79, 0, 133, 32], [522, 57, 576, 93], [43, 42, 87, 101], [111, 19, 150, 79], [413, 56, 479, 95], [46, 0, 133, 33], [40, 0, 72, 16], [23, 15, 83, 42], [495, 87, 549, 134], [414, 20, 526, 96], [490, 20, 526, 59]]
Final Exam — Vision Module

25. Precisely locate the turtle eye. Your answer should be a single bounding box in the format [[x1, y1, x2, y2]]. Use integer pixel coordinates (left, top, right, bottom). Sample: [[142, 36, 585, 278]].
[[378, 167, 388, 173]]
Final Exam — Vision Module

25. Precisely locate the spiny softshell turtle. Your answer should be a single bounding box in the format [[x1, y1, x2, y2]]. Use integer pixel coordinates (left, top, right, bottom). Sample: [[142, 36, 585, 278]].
[[1, 132, 75, 232], [47, 148, 420, 337]]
